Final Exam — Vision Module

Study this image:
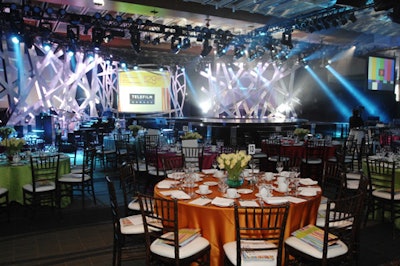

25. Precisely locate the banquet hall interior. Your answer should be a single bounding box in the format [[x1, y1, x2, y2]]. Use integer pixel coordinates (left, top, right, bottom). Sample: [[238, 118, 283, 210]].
[[1, 0, 400, 265]]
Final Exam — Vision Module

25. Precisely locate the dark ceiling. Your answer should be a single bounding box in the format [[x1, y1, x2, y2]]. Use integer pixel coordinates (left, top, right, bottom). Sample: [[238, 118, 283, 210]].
[[3, 0, 400, 66]]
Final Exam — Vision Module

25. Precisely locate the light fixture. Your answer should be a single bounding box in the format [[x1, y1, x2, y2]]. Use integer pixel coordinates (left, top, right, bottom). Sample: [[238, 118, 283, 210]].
[[171, 36, 181, 54], [200, 39, 212, 57], [92, 27, 104, 48], [67, 25, 79, 42], [234, 45, 244, 59], [151, 37, 160, 45], [281, 30, 293, 49], [130, 27, 141, 53], [181, 37, 191, 49]]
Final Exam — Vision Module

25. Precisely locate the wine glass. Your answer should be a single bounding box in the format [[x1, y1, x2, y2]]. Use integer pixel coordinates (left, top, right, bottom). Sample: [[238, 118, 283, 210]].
[[249, 159, 257, 175], [212, 159, 218, 170], [276, 161, 284, 174]]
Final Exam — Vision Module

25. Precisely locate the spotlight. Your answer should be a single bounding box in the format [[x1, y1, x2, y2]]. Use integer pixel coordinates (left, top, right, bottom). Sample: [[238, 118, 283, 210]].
[[143, 34, 151, 44], [200, 39, 212, 57], [133, 64, 139, 70], [281, 31, 293, 49], [181, 37, 191, 49], [11, 35, 20, 44], [130, 29, 141, 53], [67, 25, 80, 42], [151, 37, 160, 45], [216, 41, 228, 57], [43, 42, 51, 52], [92, 27, 104, 48], [234, 45, 245, 59], [171, 36, 181, 54]]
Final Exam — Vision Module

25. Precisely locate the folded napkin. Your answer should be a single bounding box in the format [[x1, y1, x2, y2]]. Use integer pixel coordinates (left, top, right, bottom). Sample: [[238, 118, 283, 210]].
[[159, 190, 179, 196], [189, 197, 212, 206], [284, 196, 307, 204], [120, 214, 143, 226], [211, 197, 234, 207], [202, 169, 216, 175], [263, 197, 288, 205], [239, 200, 259, 207], [170, 190, 191, 200], [279, 171, 291, 177], [299, 178, 318, 186], [298, 187, 321, 196], [157, 180, 179, 189]]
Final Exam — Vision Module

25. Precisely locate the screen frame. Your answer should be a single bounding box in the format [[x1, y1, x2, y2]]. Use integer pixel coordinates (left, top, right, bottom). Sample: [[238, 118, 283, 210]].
[[367, 55, 396, 92]]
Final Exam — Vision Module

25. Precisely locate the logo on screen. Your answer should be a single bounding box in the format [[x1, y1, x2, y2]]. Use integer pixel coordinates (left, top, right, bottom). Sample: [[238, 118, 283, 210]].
[[130, 94, 155, 104]]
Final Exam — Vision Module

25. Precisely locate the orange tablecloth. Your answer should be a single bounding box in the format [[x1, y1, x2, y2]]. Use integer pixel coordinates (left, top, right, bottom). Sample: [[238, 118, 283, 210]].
[[154, 174, 321, 266]]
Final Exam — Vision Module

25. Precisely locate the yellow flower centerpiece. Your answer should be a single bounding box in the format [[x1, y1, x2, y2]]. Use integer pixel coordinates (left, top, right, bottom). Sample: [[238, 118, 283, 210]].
[[128, 124, 143, 137], [1, 137, 26, 160], [217, 151, 252, 188], [181, 132, 202, 140]]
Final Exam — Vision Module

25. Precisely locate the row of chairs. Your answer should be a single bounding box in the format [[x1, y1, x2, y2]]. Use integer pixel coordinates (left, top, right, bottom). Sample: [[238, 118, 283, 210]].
[[21, 147, 96, 217]]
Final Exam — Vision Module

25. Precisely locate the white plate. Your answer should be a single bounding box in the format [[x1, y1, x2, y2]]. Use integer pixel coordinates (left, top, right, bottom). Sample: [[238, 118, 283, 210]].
[[195, 189, 212, 195], [203, 181, 218, 186], [223, 193, 240, 199], [255, 193, 269, 198], [299, 190, 317, 197], [237, 188, 253, 194]]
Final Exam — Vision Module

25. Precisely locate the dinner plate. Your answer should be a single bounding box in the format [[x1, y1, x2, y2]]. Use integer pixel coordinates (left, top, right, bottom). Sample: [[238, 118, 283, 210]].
[[237, 188, 253, 194], [195, 189, 212, 195], [299, 190, 317, 197], [255, 193, 269, 198], [203, 181, 218, 186], [223, 193, 240, 199]]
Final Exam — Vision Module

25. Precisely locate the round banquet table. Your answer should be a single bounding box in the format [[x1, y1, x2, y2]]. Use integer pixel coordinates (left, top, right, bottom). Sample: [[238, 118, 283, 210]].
[[154, 173, 322, 266], [0, 153, 71, 206]]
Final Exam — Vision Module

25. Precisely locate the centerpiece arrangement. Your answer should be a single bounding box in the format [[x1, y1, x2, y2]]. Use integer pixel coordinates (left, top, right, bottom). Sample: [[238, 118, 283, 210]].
[[217, 151, 252, 188], [128, 124, 143, 137], [293, 128, 310, 141], [181, 132, 202, 147], [1, 137, 26, 161]]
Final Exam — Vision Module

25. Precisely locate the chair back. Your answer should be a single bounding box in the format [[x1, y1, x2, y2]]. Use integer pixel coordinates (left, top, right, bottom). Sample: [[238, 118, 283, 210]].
[[82, 147, 96, 179], [181, 146, 204, 170], [119, 162, 137, 216], [322, 192, 365, 265], [219, 145, 237, 154], [30, 154, 60, 193], [138, 194, 179, 264], [144, 134, 159, 150], [113, 133, 130, 142], [304, 139, 326, 162], [162, 154, 184, 174], [105, 176, 122, 245], [234, 203, 290, 266], [263, 138, 282, 158], [366, 155, 396, 200], [322, 160, 346, 200]]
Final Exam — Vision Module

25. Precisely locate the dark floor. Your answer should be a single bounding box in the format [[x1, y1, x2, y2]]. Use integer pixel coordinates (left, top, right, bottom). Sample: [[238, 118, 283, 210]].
[[0, 153, 400, 266]]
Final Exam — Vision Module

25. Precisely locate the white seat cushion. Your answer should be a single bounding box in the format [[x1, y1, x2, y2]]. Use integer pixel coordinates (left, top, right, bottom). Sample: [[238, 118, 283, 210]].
[[58, 173, 91, 182], [148, 170, 166, 176], [372, 190, 400, 200], [302, 158, 322, 164], [346, 173, 361, 180], [150, 235, 209, 259], [119, 214, 145, 234], [346, 180, 359, 190], [70, 166, 83, 174], [223, 240, 278, 266], [0, 187, 8, 195], [285, 236, 348, 259], [128, 201, 140, 211], [23, 181, 56, 192]]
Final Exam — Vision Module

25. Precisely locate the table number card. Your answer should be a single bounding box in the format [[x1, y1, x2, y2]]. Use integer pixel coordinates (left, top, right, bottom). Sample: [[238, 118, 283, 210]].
[[248, 144, 255, 155]]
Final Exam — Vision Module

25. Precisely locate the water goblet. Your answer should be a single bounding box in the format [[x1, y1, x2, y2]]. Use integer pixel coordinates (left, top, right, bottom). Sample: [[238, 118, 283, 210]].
[[276, 161, 284, 174]]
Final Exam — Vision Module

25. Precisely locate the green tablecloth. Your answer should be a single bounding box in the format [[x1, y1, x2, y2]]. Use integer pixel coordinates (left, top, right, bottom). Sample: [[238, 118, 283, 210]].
[[0, 155, 71, 206]]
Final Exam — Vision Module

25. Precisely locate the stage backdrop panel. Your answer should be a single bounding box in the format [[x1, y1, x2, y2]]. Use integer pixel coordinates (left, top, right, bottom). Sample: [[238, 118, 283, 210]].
[[118, 70, 171, 113]]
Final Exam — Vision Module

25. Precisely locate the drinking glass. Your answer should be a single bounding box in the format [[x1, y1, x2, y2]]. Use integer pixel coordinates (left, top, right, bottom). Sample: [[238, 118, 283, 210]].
[[276, 161, 284, 174], [212, 159, 218, 169]]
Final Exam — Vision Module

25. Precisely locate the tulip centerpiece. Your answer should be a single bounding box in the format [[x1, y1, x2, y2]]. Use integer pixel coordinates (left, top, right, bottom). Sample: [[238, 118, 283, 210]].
[[217, 151, 252, 188], [293, 128, 310, 141], [128, 124, 143, 137]]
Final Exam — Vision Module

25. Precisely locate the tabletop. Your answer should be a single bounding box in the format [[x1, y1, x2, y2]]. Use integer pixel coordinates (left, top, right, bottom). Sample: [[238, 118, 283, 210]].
[[154, 171, 321, 266]]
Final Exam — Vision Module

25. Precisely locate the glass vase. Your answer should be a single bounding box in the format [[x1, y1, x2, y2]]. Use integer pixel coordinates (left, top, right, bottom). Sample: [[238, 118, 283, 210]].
[[226, 173, 244, 188]]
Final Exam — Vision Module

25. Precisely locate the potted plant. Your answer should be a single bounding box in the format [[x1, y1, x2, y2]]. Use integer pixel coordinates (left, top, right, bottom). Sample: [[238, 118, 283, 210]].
[[181, 132, 202, 147], [217, 151, 252, 188], [128, 124, 143, 137]]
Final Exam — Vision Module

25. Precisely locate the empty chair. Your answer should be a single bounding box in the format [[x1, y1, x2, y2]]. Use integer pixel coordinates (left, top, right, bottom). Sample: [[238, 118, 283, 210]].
[[106, 176, 145, 266], [115, 139, 129, 165], [138, 193, 211, 266], [58, 147, 96, 208], [285, 191, 365, 266], [162, 154, 184, 175], [0, 187, 10, 221], [263, 139, 290, 172], [223, 203, 290, 266], [23, 154, 60, 214], [119, 162, 141, 216], [365, 155, 400, 237], [181, 146, 204, 171], [301, 139, 326, 183]]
